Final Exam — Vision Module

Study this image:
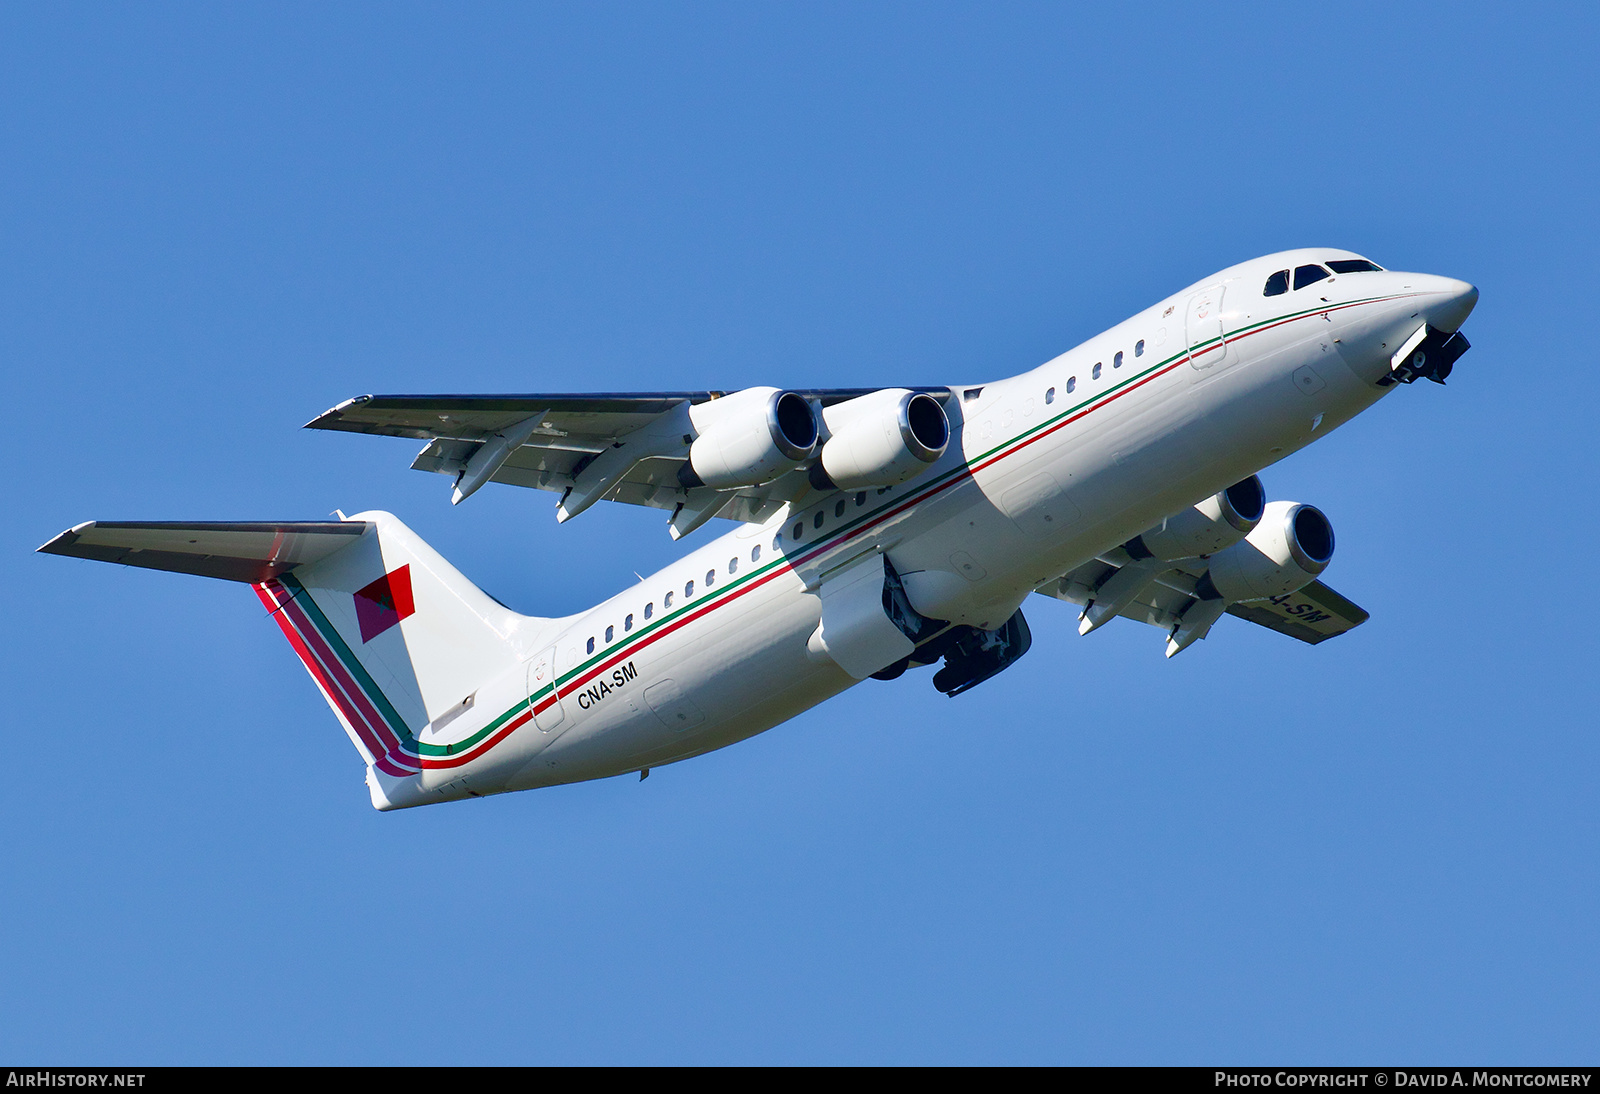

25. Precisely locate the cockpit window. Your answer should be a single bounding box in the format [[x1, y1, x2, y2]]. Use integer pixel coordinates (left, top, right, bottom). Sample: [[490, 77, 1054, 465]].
[[1294, 264, 1330, 290], [1326, 259, 1383, 274], [1263, 270, 1290, 296]]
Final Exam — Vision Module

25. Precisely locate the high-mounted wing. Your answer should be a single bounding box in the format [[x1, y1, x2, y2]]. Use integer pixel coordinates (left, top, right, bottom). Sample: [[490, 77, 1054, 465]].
[[1040, 564, 1368, 649], [307, 387, 952, 538]]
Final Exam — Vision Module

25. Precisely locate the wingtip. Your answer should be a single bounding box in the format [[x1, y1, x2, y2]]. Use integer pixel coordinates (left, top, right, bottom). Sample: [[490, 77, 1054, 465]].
[[304, 395, 375, 430], [37, 522, 94, 554]]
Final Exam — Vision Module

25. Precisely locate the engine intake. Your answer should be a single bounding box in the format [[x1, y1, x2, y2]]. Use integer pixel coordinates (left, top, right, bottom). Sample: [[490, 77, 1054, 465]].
[[678, 387, 819, 490], [813, 389, 950, 491], [1199, 501, 1335, 602]]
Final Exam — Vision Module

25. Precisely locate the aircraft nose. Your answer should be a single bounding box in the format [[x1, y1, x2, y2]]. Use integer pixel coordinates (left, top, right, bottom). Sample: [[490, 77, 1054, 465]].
[[1428, 277, 1479, 333]]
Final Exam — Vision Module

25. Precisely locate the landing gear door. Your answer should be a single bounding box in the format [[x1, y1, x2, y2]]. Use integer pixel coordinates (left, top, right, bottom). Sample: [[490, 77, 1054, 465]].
[[1186, 285, 1229, 370], [808, 552, 915, 680], [527, 647, 566, 733]]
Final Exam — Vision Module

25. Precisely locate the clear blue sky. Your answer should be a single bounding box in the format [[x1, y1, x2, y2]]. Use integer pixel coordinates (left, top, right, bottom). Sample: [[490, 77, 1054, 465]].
[[4, 1, 1596, 1064]]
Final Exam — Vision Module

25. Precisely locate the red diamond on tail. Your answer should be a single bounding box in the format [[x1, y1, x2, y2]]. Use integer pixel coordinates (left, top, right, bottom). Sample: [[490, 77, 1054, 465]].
[[354, 565, 415, 642]]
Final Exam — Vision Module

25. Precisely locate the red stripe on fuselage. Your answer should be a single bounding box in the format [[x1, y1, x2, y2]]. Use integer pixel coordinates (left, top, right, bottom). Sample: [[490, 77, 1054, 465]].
[[409, 709, 535, 771]]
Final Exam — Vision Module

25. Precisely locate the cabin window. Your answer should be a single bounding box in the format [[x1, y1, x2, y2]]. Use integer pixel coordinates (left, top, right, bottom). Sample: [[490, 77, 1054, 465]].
[[1264, 270, 1290, 296], [1066, 377, 1076, 393], [586, 637, 595, 654], [664, 591, 673, 609], [1114, 350, 1123, 368], [1092, 362, 1102, 380], [962, 387, 983, 402], [1327, 258, 1382, 273], [1294, 264, 1330, 290], [605, 625, 614, 643], [856, 491, 866, 506], [728, 557, 738, 574], [1045, 387, 1055, 404], [792, 522, 803, 540], [685, 579, 694, 598], [751, 545, 761, 562], [644, 602, 653, 620], [835, 499, 846, 518], [814, 511, 824, 529], [1135, 339, 1145, 357], [624, 613, 634, 632], [705, 569, 716, 587]]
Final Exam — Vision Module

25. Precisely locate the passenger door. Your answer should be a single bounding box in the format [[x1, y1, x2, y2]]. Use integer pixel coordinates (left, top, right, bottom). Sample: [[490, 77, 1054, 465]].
[[1186, 285, 1229, 371], [527, 646, 567, 733]]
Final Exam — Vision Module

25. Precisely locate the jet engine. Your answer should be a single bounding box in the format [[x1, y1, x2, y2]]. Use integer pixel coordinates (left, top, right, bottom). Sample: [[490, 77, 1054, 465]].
[[811, 388, 950, 490], [1125, 476, 1266, 561], [1198, 500, 1335, 602], [678, 387, 820, 490]]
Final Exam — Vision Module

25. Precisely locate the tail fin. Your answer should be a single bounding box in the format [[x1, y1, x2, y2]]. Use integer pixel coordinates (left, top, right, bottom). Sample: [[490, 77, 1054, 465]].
[[41, 512, 542, 808]]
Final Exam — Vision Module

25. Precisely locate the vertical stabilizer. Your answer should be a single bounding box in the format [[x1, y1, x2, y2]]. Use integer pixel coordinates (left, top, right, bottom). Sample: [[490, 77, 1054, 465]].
[[251, 512, 542, 806], [41, 512, 549, 810]]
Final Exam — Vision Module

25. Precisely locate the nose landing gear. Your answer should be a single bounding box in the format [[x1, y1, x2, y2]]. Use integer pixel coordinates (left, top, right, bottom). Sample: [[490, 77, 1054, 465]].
[[1379, 324, 1471, 386]]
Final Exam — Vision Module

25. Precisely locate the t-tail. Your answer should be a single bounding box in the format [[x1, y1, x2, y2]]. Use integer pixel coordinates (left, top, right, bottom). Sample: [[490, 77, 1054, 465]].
[[38, 513, 551, 810]]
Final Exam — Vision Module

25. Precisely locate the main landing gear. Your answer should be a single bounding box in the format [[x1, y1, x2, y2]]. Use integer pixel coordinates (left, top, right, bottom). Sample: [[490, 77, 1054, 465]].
[[871, 611, 1034, 698]]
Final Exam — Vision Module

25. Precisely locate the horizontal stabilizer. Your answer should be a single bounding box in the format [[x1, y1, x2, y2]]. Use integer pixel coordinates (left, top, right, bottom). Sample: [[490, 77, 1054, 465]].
[[37, 521, 369, 583]]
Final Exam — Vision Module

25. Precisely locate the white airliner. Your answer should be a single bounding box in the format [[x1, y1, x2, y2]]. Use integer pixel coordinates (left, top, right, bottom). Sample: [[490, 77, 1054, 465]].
[[40, 249, 1477, 810]]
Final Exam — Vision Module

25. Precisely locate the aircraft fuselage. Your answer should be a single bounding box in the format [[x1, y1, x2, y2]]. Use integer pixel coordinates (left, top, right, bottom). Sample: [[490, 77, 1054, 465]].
[[380, 248, 1476, 807]]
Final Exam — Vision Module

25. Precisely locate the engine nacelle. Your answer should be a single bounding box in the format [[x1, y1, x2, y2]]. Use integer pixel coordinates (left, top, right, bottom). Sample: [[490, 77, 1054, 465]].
[[1128, 476, 1266, 561], [1200, 500, 1335, 602], [679, 387, 819, 490], [815, 389, 949, 490]]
